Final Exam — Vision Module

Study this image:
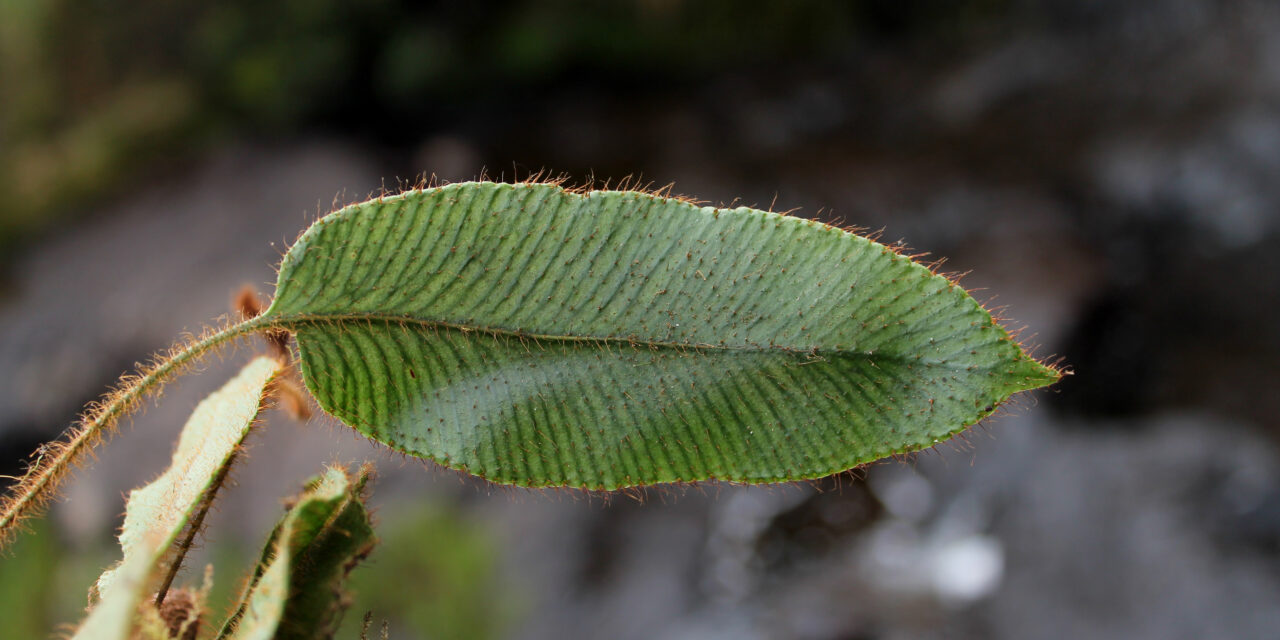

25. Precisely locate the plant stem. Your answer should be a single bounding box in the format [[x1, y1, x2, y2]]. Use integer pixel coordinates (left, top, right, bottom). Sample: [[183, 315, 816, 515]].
[[0, 316, 268, 546]]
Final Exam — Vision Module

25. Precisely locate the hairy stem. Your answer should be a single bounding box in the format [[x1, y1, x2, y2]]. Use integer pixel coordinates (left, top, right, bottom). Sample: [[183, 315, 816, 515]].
[[0, 316, 270, 546]]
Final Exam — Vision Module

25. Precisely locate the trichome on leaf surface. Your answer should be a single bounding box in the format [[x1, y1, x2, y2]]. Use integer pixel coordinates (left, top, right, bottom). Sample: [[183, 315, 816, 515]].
[[0, 180, 1060, 638]]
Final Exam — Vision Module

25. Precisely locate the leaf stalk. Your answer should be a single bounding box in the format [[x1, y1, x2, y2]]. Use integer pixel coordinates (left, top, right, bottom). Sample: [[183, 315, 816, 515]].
[[0, 316, 270, 546]]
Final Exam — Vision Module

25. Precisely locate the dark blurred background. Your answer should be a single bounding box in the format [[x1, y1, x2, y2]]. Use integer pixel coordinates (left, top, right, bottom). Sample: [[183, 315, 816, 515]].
[[2, 1, 1278, 638]]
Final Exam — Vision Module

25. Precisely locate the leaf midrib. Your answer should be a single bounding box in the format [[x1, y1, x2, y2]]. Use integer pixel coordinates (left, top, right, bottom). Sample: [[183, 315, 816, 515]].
[[264, 311, 1000, 369]]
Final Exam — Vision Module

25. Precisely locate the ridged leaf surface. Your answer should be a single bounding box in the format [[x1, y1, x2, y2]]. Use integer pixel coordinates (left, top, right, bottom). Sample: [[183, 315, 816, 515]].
[[265, 182, 1057, 489]]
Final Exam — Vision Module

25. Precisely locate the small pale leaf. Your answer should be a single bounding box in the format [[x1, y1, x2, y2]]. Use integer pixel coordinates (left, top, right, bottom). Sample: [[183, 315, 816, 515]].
[[74, 356, 281, 640]]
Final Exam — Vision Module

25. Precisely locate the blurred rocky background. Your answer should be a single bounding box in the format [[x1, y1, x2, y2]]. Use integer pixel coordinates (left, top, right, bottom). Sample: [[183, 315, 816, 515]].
[[2, 1, 1278, 638]]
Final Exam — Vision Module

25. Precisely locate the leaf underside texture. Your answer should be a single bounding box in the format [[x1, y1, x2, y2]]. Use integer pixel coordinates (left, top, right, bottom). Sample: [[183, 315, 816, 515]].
[[265, 182, 1058, 490]]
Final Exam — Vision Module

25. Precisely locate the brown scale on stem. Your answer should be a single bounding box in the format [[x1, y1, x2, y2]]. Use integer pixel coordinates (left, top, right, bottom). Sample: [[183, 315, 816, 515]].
[[234, 285, 291, 361], [156, 587, 202, 640], [236, 285, 313, 421]]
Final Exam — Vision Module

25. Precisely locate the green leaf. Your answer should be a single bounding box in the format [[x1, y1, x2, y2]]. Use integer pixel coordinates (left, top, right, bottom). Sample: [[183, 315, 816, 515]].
[[74, 356, 281, 640], [265, 181, 1058, 489], [218, 465, 375, 640]]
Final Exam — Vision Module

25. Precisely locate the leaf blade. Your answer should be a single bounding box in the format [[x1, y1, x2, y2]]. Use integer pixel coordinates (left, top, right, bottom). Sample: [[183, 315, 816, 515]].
[[270, 182, 1057, 489]]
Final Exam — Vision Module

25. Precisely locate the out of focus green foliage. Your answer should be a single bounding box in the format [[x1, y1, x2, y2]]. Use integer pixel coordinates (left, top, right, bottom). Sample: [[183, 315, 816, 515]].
[[0, 0, 1010, 254], [338, 504, 516, 640], [0, 520, 56, 638], [0, 521, 118, 637]]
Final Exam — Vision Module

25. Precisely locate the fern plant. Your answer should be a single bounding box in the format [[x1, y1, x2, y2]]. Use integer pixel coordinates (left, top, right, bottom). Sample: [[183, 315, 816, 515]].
[[0, 180, 1059, 637]]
